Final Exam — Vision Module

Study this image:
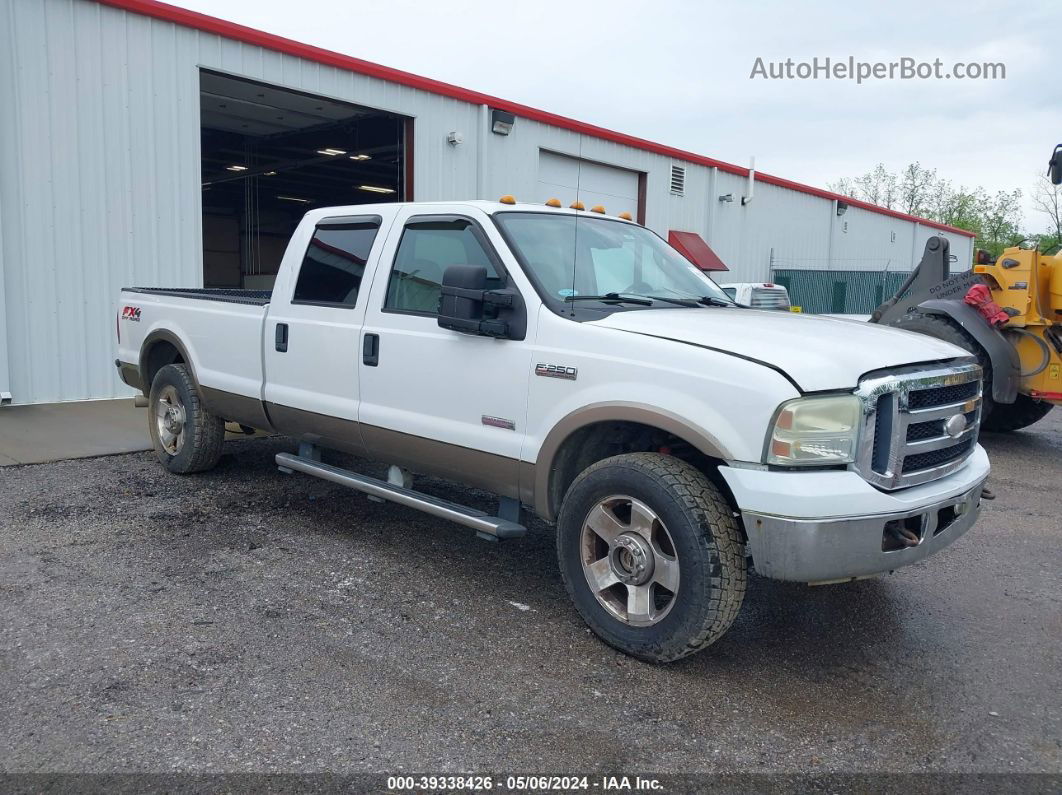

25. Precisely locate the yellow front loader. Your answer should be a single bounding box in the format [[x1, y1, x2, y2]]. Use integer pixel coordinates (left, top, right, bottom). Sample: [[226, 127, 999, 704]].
[[867, 145, 1062, 433]]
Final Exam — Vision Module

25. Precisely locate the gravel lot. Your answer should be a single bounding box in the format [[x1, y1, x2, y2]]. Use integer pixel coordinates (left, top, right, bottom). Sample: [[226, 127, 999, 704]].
[[1, 412, 1059, 778]]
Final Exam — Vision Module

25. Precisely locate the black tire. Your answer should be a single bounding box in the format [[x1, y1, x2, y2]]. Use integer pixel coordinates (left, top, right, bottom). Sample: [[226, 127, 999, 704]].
[[888, 312, 996, 420], [147, 363, 225, 474], [981, 394, 1054, 433], [556, 453, 746, 663]]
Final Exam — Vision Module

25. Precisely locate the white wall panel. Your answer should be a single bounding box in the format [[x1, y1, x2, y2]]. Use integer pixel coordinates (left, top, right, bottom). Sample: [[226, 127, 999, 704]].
[[0, 0, 977, 404], [830, 206, 916, 273], [0, 0, 482, 403], [0, 169, 9, 399], [536, 150, 639, 217]]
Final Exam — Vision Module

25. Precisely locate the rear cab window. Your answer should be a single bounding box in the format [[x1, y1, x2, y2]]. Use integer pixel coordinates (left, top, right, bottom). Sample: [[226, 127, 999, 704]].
[[293, 218, 381, 307]]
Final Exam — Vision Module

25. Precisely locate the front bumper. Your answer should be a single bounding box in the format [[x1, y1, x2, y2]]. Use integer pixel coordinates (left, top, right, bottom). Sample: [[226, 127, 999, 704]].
[[719, 445, 990, 583]]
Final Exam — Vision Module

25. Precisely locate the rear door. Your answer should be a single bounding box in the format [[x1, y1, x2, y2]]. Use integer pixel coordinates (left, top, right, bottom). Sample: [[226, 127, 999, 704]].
[[262, 212, 391, 452], [356, 207, 535, 497]]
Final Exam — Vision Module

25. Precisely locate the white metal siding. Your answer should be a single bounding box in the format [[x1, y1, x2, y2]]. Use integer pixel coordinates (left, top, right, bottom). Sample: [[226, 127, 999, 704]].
[[0, 0, 978, 404], [536, 150, 639, 217], [0, 173, 9, 399], [0, 0, 481, 404]]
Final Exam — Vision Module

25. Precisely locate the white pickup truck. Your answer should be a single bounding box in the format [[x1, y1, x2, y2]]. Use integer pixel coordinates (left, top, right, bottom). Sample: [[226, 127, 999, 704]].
[[115, 200, 989, 662]]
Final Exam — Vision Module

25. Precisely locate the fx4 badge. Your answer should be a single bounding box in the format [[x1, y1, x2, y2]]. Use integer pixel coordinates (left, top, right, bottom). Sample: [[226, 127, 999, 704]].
[[535, 363, 577, 380], [121, 306, 142, 322]]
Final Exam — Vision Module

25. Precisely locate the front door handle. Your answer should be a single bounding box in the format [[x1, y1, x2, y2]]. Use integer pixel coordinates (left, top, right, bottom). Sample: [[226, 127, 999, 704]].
[[275, 323, 289, 352], [363, 333, 379, 366]]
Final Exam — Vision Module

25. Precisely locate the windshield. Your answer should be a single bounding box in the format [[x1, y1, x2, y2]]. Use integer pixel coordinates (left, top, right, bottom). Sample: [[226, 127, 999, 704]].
[[492, 212, 733, 311]]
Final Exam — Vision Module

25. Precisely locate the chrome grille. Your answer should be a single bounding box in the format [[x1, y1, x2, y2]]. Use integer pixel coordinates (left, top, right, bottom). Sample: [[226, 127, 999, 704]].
[[854, 362, 982, 490]]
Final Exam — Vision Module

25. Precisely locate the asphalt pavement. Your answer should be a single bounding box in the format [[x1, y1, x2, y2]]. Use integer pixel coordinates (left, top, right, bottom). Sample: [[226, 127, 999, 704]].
[[1, 412, 1059, 780]]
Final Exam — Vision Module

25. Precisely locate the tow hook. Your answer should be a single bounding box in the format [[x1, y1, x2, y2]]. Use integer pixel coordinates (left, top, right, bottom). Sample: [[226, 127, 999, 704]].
[[981, 486, 996, 501], [885, 523, 920, 548]]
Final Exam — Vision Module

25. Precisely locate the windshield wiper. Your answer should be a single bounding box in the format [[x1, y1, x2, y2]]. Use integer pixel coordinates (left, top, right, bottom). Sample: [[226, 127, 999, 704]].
[[698, 295, 743, 308], [634, 285, 743, 308], [564, 293, 654, 306], [645, 294, 741, 308]]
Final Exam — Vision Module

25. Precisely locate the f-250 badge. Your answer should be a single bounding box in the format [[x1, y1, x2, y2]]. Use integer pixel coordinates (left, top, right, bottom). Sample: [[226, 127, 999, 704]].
[[535, 363, 577, 380]]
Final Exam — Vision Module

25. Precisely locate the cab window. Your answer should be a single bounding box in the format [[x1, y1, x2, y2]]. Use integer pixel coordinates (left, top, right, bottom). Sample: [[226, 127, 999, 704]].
[[385, 218, 501, 315]]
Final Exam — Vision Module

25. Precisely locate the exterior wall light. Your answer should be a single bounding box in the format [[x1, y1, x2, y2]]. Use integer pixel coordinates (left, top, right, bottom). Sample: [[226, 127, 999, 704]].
[[837, 200, 849, 217], [491, 110, 515, 135]]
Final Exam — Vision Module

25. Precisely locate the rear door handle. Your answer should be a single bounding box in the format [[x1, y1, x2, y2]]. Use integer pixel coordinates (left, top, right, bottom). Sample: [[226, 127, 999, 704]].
[[363, 333, 379, 366], [275, 323, 288, 353]]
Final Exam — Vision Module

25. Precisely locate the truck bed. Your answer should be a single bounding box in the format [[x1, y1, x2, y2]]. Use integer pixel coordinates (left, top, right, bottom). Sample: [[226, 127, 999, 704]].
[[124, 287, 272, 306], [117, 286, 270, 405]]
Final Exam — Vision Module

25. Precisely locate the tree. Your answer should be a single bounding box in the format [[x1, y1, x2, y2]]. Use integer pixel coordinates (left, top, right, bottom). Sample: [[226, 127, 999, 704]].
[[898, 162, 936, 216], [976, 189, 1024, 257], [829, 164, 896, 209], [829, 162, 1030, 256], [1031, 172, 1062, 250]]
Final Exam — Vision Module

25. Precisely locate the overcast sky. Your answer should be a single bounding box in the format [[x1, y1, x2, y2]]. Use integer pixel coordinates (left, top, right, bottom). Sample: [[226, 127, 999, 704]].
[[177, 0, 1059, 228]]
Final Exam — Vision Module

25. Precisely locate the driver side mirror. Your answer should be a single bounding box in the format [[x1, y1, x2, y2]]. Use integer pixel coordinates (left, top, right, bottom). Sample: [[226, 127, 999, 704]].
[[1051, 145, 1062, 186], [437, 264, 516, 338]]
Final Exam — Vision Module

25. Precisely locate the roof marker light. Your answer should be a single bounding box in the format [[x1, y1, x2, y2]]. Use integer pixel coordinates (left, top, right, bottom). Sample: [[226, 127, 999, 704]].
[[499, 195, 517, 205], [618, 211, 633, 221], [570, 201, 585, 210], [545, 198, 561, 208], [590, 205, 606, 214]]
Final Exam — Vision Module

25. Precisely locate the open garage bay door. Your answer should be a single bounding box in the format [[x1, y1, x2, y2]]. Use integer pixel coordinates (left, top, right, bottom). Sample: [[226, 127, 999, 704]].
[[200, 71, 410, 290], [537, 151, 641, 220]]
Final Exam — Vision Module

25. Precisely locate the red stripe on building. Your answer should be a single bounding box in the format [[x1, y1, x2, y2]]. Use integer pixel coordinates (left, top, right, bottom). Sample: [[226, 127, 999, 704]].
[[96, 0, 975, 238]]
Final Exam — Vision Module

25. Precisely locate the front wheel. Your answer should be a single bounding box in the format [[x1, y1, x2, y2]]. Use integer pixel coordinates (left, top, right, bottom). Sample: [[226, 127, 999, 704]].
[[556, 453, 746, 663], [148, 363, 225, 473]]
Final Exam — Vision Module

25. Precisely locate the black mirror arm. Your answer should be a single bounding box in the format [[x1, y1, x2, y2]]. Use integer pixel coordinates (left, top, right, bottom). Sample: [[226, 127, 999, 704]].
[[438, 315, 509, 337], [439, 284, 514, 308]]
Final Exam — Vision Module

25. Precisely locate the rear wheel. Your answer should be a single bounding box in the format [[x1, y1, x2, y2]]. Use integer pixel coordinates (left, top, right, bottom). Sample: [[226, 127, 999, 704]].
[[148, 363, 225, 473], [556, 453, 746, 663]]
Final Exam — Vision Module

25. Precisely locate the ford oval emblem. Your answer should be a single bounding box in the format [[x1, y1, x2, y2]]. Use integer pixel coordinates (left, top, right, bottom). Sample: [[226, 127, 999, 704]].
[[944, 414, 968, 438]]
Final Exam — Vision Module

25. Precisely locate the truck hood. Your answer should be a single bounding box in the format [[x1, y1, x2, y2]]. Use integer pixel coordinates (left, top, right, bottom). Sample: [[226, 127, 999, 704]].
[[589, 308, 970, 392]]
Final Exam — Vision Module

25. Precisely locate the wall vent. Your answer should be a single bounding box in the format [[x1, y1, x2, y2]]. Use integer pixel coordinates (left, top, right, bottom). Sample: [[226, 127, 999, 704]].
[[670, 164, 686, 196]]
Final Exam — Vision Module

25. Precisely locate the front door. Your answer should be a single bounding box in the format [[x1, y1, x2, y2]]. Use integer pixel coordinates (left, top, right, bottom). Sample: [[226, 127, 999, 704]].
[[357, 208, 534, 498]]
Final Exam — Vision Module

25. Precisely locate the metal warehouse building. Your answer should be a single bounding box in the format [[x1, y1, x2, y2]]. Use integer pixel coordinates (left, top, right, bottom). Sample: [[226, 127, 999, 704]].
[[0, 0, 975, 406]]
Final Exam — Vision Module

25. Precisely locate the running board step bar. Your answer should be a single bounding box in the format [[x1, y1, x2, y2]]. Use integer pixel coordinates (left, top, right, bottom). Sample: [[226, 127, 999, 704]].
[[275, 452, 527, 540]]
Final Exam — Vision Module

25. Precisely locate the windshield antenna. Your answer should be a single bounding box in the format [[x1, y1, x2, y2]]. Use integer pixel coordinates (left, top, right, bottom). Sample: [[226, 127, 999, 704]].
[[569, 137, 583, 317]]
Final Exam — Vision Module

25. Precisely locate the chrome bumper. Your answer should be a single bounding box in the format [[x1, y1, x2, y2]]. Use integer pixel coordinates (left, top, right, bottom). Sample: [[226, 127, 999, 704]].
[[741, 480, 986, 583]]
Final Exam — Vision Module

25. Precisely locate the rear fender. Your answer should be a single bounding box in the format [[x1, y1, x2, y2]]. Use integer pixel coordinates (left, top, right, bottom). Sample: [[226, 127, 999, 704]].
[[138, 329, 199, 398]]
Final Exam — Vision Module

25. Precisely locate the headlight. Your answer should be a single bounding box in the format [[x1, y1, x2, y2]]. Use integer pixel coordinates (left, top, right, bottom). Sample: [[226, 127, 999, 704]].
[[766, 395, 862, 466]]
